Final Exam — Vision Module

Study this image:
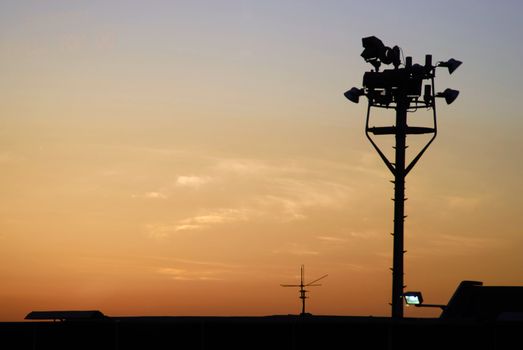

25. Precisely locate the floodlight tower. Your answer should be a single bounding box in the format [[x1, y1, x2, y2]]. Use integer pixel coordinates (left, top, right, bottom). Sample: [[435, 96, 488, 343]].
[[344, 36, 461, 318]]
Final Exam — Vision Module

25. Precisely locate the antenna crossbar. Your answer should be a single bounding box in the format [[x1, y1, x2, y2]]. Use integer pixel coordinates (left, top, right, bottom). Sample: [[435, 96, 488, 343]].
[[280, 265, 328, 316]]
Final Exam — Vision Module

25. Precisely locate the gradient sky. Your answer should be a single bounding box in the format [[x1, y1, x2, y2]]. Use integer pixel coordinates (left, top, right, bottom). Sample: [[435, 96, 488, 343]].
[[1, 0, 523, 321]]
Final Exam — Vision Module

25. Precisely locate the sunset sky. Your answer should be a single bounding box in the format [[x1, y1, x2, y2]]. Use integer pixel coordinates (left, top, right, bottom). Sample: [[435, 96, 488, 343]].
[[1, 0, 523, 321]]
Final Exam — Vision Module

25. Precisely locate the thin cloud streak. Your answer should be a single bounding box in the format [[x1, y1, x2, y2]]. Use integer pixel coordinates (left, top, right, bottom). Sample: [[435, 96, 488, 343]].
[[144, 192, 167, 199], [176, 175, 212, 188], [157, 267, 225, 281], [443, 195, 482, 211], [155, 258, 243, 281], [316, 236, 348, 243], [142, 157, 358, 238], [145, 208, 253, 237], [272, 243, 320, 256]]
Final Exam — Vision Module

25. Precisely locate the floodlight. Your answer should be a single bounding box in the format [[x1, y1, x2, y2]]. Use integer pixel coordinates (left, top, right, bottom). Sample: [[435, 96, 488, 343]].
[[404, 291, 446, 309], [410, 63, 427, 79], [361, 36, 385, 61], [436, 88, 460, 104], [438, 58, 462, 74], [404, 291, 423, 306], [381, 46, 401, 68], [344, 87, 364, 103]]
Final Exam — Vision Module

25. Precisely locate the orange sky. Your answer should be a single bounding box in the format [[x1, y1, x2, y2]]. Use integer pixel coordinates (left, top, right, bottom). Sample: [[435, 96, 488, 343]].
[[1, 1, 523, 321]]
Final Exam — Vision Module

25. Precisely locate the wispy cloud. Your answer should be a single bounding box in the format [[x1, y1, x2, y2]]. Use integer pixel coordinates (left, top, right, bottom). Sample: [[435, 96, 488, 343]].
[[348, 231, 377, 239], [430, 234, 499, 250], [131, 175, 212, 199], [176, 208, 249, 230], [145, 223, 183, 238], [444, 195, 482, 211], [335, 262, 376, 272], [145, 222, 207, 238], [173, 224, 203, 232], [255, 195, 307, 221], [146, 208, 252, 237], [132, 191, 168, 199], [155, 258, 241, 281], [180, 209, 247, 225], [315, 231, 375, 244], [213, 158, 275, 175], [316, 235, 348, 243], [289, 249, 320, 256], [166, 258, 240, 269], [412, 234, 507, 257], [145, 191, 168, 199], [253, 178, 353, 221], [157, 267, 224, 281], [142, 156, 359, 237], [273, 243, 320, 256], [176, 175, 212, 188]]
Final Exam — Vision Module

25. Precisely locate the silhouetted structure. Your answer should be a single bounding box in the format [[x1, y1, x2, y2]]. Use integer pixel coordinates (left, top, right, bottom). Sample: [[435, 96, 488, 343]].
[[281, 265, 328, 315], [344, 36, 461, 318], [25, 310, 107, 322], [441, 281, 523, 321], [3, 281, 523, 349]]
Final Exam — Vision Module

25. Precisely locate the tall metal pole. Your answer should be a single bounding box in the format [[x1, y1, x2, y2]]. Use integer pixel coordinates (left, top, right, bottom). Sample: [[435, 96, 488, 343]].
[[344, 36, 462, 319], [392, 98, 407, 319]]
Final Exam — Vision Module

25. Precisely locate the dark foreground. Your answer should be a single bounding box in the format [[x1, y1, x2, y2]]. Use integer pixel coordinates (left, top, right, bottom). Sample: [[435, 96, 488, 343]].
[[4, 281, 523, 349], [2, 315, 523, 350]]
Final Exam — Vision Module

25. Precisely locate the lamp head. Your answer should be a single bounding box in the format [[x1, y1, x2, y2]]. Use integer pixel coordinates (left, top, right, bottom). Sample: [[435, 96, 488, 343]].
[[361, 36, 401, 70], [344, 87, 364, 103], [361, 36, 385, 61], [404, 291, 424, 306], [439, 58, 462, 74], [436, 88, 460, 104]]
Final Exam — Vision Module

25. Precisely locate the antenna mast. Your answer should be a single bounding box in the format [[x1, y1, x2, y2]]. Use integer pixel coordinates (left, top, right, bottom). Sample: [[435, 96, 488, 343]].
[[281, 265, 328, 316]]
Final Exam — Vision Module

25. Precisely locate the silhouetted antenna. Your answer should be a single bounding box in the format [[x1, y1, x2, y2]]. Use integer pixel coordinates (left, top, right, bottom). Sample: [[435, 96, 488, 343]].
[[281, 265, 328, 316]]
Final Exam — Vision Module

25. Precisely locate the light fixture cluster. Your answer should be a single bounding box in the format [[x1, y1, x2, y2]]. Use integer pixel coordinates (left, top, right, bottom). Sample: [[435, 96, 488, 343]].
[[344, 36, 461, 110]]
